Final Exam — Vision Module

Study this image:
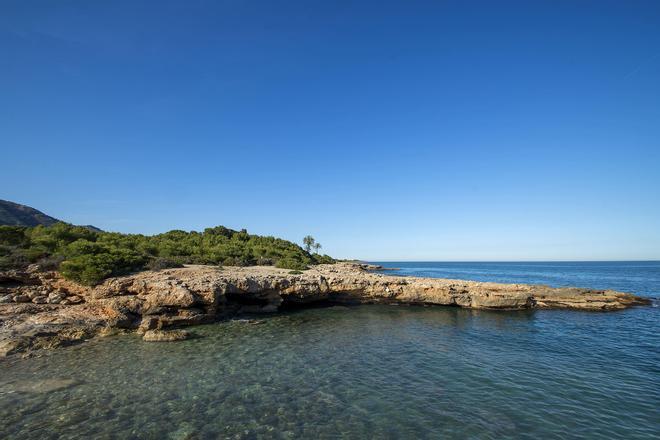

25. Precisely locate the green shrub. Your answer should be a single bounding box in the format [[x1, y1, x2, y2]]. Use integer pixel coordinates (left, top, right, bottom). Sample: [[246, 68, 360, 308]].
[[222, 256, 248, 267], [0, 226, 28, 246], [36, 255, 65, 271], [0, 256, 12, 270], [275, 258, 308, 271], [60, 250, 146, 286], [0, 250, 29, 269], [312, 254, 335, 264], [60, 255, 113, 285], [0, 223, 334, 284], [256, 257, 273, 266]]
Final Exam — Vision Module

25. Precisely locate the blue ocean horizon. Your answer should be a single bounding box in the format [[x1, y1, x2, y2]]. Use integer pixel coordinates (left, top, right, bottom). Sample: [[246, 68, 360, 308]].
[[370, 260, 660, 299]]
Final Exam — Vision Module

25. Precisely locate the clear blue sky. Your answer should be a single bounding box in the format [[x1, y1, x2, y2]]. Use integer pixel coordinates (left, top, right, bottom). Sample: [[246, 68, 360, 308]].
[[1, 1, 659, 261]]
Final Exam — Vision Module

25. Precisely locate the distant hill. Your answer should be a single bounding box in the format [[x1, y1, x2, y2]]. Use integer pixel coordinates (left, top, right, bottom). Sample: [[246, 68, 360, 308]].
[[0, 199, 103, 232], [0, 199, 61, 227]]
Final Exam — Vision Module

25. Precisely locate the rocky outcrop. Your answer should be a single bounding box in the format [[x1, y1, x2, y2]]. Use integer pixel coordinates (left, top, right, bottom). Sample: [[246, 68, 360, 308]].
[[0, 263, 650, 357]]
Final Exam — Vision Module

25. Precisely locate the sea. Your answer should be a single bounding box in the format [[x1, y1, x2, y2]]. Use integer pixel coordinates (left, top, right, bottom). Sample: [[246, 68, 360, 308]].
[[0, 261, 658, 439]]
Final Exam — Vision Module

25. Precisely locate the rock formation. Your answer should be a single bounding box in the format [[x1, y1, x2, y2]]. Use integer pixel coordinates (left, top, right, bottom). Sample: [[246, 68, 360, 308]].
[[0, 263, 650, 357]]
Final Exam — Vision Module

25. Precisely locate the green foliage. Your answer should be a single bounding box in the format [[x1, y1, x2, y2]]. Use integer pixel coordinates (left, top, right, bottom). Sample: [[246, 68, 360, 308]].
[[222, 256, 248, 267], [0, 223, 334, 285], [35, 255, 65, 271], [314, 254, 334, 264], [303, 235, 322, 254], [275, 258, 308, 271], [0, 226, 28, 246], [303, 235, 315, 253], [255, 257, 273, 266], [60, 248, 146, 285]]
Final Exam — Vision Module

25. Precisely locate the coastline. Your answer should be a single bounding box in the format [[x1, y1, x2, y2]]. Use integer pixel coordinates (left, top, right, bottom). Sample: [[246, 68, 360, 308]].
[[0, 262, 650, 358]]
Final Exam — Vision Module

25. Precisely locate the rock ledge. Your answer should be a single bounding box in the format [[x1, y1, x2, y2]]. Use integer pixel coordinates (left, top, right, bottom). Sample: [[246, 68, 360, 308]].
[[0, 263, 650, 357]]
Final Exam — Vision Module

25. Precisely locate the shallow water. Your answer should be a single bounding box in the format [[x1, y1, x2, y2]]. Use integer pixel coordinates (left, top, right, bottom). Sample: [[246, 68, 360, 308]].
[[1, 262, 659, 439]]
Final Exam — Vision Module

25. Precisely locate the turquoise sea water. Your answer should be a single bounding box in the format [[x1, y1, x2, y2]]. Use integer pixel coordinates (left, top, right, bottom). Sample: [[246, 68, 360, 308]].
[[1, 262, 659, 439]]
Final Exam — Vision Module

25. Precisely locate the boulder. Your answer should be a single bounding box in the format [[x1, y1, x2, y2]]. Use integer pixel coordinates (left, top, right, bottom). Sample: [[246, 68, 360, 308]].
[[47, 292, 66, 304], [144, 286, 197, 308], [137, 316, 161, 334]]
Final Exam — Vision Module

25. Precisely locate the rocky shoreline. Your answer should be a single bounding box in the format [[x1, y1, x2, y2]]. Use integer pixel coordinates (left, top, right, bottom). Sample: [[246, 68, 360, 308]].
[[0, 263, 650, 357]]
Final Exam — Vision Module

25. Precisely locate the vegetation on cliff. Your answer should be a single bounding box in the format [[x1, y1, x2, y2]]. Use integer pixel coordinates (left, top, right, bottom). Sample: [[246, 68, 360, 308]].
[[0, 223, 333, 285]]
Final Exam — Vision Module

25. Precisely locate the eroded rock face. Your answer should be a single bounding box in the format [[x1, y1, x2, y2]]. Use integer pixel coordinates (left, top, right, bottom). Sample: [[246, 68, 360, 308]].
[[0, 263, 650, 357]]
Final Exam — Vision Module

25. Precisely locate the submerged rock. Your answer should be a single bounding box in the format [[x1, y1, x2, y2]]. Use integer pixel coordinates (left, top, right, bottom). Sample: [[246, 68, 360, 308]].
[[142, 329, 191, 342], [0, 378, 79, 394]]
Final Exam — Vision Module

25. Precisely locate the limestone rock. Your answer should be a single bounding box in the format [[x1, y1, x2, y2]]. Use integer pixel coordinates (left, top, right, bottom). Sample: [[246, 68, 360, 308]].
[[0, 263, 650, 357], [47, 292, 66, 304]]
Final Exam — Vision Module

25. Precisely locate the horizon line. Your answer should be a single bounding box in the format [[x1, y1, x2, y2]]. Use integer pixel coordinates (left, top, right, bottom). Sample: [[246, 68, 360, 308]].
[[362, 259, 660, 263]]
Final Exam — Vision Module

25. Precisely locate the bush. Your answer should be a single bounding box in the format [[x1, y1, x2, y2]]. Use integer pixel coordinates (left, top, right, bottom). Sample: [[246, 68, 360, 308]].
[[146, 257, 184, 271], [60, 250, 146, 286], [288, 270, 303, 275], [0, 256, 12, 270], [0, 250, 29, 270], [256, 257, 273, 266], [275, 258, 308, 271], [313, 254, 335, 264], [36, 255, 65, 271], [60, 255, 111, 285], [0, 226, 28, 246], [222, 257, 247, 267]]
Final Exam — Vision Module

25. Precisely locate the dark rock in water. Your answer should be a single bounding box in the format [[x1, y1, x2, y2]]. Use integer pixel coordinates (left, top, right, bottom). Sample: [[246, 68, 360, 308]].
[[233, 318, 264, 325]]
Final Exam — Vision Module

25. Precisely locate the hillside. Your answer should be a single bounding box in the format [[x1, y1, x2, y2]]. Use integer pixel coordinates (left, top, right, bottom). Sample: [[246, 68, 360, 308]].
[[0, 200, 60, 227], [0, 223, 334, 285]]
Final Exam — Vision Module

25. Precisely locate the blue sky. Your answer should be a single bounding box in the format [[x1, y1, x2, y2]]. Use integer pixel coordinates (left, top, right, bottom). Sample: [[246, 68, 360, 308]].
[[1, 1, 659, 261]]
